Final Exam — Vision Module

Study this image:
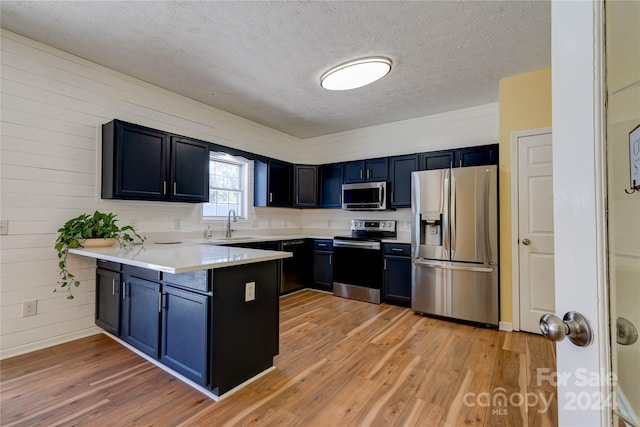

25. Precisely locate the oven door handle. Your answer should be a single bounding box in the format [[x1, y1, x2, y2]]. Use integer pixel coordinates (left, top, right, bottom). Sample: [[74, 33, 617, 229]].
[[333, 240, 381, 250]]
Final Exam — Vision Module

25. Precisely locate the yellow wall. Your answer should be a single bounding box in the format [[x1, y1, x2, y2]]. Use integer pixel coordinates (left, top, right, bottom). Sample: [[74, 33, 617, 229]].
[[498, 68, 552, 324]]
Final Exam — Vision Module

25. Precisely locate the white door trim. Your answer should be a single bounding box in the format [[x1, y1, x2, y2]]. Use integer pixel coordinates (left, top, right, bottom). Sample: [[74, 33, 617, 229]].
[[551, 1, 611, 425], [510, 127, 553, 332]]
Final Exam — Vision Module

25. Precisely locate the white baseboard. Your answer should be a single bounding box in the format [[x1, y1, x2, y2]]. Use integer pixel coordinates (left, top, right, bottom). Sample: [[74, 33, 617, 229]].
[[499, 321, 513, 331], [0, 327, 101, 360]]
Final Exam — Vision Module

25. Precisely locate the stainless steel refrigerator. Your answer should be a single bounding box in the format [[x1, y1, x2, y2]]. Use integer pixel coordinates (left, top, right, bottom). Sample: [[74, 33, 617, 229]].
[[411, 165, 499, 327]]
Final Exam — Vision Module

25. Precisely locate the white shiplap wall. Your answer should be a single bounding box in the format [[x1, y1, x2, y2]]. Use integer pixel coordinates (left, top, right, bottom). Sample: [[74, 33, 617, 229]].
[[301, 103, 498, 165], [0, 30, 301, 358], [0, 29, 498, 358]]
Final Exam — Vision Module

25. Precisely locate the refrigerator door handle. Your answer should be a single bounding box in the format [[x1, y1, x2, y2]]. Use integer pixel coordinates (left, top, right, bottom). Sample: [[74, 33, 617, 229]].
[[443, 169, 451, 259], [413, 259, 495, 273], [450, 172, 456, 257]]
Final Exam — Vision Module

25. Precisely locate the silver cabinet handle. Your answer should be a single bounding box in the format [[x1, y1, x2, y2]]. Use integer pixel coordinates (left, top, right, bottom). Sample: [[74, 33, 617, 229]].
[[540, 312, 593, 347], [329, 255, 332, 265], [522, 238, 531, 245], [158, 292, 162, 313], [112, 279, 115, 296], [318, 243, 327, 247], [384, 259, 387, 270], [391, 248, 404, 252], [296, 195, 299, 204], [173, 182, 177, 195], [163, 181, 167, 195], [360, 169, 363, 180], [269, 192, 273, 203], [122, 282, 126, 299], [367, 169, 371, 179]]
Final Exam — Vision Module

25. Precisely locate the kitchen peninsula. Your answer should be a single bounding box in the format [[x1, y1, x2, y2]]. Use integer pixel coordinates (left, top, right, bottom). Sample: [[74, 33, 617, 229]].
[[69, 241, 292, 398]]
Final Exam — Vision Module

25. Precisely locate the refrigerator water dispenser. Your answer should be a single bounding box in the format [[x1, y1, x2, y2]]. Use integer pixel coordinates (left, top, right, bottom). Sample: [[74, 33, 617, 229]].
[[419, 211, 442, 247]]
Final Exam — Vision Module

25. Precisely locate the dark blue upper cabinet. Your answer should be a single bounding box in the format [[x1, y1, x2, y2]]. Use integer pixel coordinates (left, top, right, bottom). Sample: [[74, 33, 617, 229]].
[[294, 165, 318, 208], [102, 120, 209, 203], [389, 154, 418, 208], [419, 150, 454, 170], [103, 120, 168, 200], [343, 158, 388, 183], [254, 159, 293, 207], [319, 163, 343, 208], [454, 144, 498, 167], [343, 160, 366, 183], [170, 136, 210, 203], [419, 145, 498, 170]]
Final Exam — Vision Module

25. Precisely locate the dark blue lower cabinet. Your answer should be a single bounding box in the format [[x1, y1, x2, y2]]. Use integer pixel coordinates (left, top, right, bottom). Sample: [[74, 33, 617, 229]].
[[121, 276, 161, 359], [161, 285, 209, 386], [383, 255, 412, 306]]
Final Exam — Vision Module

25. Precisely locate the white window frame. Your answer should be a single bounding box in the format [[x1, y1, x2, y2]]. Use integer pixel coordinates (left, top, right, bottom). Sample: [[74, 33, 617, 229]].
[[202, 152, 251, 220]]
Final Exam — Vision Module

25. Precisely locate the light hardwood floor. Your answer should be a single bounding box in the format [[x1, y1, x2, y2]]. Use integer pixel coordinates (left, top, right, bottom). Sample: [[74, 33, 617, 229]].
[[0, 290, 557, 426]]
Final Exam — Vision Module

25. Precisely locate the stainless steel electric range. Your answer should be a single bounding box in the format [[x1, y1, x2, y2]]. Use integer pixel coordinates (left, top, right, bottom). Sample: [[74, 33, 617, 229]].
[[332, 219, 397, 304]]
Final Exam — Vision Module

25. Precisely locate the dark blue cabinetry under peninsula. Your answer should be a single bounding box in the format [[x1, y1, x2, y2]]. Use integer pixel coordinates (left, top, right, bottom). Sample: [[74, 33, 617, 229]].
[[389, 154, 418, 208], [383, 243, 412, 306], [102, 120, 209, 202], [94, 257, 281, 397], [161, 285, 209, 386], [343, 158, 388, 183], [319, 163, 343, 208], [95, 262, 121, 335], [121, 274, 161, 359]]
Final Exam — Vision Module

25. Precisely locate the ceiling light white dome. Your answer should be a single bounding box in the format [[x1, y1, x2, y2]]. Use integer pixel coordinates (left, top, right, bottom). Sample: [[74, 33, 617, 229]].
[[320, 57, 392, 91]]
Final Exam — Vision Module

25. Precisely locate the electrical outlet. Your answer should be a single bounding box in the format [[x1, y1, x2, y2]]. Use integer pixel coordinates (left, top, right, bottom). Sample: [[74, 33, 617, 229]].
[[174, 218, 181, 230], [22, 300, 37, 317], [245, 282, 255, 302], [0, 219, 8, 235]]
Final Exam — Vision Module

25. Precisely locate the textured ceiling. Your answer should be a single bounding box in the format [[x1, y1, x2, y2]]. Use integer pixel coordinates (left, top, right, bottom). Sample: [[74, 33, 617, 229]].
[[0, 1, 551, 139]]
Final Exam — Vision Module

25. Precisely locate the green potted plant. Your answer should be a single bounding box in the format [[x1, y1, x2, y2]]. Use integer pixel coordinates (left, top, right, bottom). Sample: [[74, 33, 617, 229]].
[[55, 211, 145, 299]]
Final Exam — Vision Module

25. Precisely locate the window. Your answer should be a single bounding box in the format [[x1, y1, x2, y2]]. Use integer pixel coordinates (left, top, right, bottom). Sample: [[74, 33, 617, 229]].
[[203, 152, 250, 218]]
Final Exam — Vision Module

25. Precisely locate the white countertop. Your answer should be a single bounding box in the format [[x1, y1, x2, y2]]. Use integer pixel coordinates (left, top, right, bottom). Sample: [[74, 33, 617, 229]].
[[69, 240, 293, 274]]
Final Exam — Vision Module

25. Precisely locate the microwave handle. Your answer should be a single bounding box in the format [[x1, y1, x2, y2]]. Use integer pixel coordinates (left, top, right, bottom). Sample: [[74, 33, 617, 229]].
[[380, 185, 385, 205]]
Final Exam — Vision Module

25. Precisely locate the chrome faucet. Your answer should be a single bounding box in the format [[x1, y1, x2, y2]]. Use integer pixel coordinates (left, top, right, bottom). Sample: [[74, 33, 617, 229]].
[[225, 209, 237, 238]]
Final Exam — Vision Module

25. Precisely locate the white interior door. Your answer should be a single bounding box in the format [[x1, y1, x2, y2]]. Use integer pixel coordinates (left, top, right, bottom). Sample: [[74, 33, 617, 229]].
[[515, 130, 555, 334]]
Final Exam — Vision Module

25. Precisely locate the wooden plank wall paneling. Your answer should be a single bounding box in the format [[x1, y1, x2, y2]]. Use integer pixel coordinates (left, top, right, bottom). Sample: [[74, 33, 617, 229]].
[[0, 29, 300, 357], [0, 28, 498, 358]]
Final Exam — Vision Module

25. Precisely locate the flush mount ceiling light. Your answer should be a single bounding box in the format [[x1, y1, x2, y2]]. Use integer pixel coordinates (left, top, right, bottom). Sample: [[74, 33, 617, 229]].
[[320, 56, 392, 91]]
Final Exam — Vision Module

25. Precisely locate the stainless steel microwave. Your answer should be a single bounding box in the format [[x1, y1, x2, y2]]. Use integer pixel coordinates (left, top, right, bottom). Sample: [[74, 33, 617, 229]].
[[342, 181, 387, 210]]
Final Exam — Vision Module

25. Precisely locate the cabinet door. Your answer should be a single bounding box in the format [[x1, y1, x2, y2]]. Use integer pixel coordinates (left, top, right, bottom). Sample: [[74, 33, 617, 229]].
[[343, 160, 365, 183], [383, 256, 412, 306], [161, 286, 209, 386], [389, 154, 418, 208], [454, 144, 498, 167], [268, 159, 293, 207], [294, 165, 318, 208], [170, 136, 210, 202], [113, 121, 169, 200], [319, 163, 343, 208], [121, 276, 161, 358], [365, 158, 388, 181], [313, 251, 333, 291], [419, 150, 454, 170], [95, 268, 121, 335]]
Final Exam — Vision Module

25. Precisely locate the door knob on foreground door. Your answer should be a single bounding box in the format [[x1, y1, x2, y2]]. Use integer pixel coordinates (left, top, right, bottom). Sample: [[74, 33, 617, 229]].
[[522, 238, 531, 245], [539, 311, 593, 347]]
